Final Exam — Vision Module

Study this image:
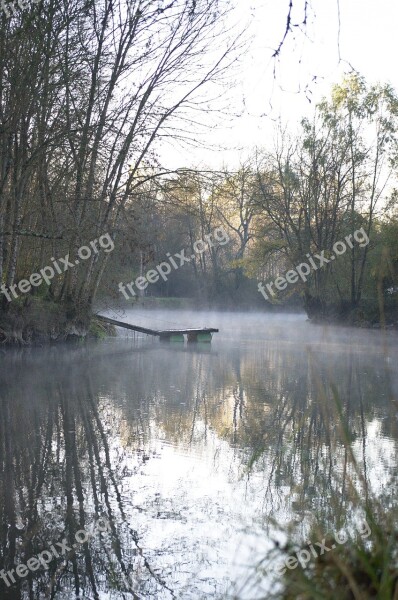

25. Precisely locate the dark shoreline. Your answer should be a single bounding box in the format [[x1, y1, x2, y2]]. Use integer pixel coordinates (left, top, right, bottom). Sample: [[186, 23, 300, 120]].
[[0, 298, 116, 347]]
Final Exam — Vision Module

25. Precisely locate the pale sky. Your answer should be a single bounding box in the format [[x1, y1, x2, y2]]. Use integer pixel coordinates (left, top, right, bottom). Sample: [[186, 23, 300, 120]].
[[160, 0, 398, 169]]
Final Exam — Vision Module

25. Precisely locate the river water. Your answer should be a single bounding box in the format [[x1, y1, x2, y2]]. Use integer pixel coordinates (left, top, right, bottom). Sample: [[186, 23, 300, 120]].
[[0, 310, 397, 599]]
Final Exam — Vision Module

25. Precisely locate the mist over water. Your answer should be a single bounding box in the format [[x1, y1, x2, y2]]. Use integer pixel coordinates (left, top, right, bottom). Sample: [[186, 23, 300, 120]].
[[1, 310, 397, 598]]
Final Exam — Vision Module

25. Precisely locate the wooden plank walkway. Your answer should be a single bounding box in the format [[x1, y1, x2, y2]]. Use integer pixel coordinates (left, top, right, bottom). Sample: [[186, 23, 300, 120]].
[[96, 315, 218, 342]]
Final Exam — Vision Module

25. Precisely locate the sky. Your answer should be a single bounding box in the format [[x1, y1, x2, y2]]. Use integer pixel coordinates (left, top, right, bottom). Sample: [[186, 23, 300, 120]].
[[160, 0, 398, 170]]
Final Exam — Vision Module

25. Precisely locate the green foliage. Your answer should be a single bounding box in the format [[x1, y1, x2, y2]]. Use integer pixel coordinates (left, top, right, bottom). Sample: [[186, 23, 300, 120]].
[[89, 319, 115, 339]]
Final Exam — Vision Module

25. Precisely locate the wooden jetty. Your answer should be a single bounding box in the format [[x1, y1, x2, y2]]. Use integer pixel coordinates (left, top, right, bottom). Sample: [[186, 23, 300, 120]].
[[96, 315, 218, 343]]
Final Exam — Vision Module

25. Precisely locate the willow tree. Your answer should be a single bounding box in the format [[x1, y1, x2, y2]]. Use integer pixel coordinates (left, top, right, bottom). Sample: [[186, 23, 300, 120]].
[[255, 75, 398, 314], [321, 74, 398, 306]]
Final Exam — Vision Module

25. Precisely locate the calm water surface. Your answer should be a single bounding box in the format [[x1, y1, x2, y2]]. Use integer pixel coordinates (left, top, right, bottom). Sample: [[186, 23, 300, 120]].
[[1, 310, 397, 599]]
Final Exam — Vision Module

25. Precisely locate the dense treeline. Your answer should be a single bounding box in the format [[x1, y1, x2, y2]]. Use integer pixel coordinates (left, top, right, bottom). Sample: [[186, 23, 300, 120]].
[[0, 0, 239, 341], [0, 0, 397, 341], [109, 75, 398, 325]]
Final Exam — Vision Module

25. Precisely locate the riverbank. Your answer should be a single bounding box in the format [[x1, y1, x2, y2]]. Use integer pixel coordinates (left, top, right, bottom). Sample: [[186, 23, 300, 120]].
[[0, 298, 114, 346], [304, 295, 398, 330]]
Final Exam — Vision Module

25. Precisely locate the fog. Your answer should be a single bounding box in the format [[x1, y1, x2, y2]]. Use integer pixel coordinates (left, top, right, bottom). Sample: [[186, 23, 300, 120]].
[[1, 310, 396, 598]]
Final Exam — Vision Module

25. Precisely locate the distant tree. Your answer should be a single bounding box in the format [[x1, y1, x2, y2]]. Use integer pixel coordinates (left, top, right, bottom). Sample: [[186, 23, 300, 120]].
[[254, 75, 398, 314], [214, 160, 258, 289]]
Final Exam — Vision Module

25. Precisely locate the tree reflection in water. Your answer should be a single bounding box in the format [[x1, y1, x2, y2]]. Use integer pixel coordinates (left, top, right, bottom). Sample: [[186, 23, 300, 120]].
[[0, 329, 397, 599]]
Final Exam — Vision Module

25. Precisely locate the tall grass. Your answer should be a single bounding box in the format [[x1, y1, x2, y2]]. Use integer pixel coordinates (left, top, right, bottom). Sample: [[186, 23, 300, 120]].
[[235, 350, 398, 600]]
